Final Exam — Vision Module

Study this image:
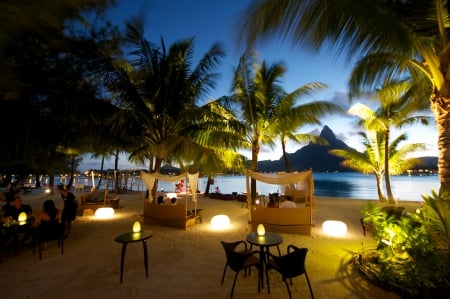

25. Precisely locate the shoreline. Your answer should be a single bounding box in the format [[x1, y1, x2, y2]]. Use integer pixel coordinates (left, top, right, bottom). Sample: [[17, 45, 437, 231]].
[[0, 190, 421, 298]]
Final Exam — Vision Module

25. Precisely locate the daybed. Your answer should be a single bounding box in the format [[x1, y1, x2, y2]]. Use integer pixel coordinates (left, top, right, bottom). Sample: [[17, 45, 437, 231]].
[[246, 170, 314, 236], [141, 171, 200, 230], [143, 202, 198, 230]]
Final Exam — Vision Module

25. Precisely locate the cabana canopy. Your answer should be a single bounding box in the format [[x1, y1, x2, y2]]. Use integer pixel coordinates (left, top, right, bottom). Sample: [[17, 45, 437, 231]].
[[245, 169, 314, 207], [140, 171, 199, 203]]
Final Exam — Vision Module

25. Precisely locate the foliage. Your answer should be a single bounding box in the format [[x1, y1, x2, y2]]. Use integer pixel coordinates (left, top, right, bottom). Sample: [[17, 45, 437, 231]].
[[359, 196, 450, 296]]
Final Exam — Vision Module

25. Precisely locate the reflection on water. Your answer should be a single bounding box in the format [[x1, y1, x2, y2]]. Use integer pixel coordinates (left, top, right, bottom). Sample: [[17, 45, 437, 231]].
[[48, 172, 439, 202]]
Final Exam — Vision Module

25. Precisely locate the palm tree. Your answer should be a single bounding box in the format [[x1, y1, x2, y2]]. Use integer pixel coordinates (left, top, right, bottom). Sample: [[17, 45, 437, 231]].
[[269, 83, 342, 172], [108, 18, 243, 196], [222, 52, 287, 200], [330, 131, 425, 202], [348, 79, 430, 203], [237, 0, 450, 193]]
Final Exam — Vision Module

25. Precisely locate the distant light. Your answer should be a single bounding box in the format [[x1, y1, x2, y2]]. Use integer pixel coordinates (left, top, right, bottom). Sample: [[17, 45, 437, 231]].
[[95, 207, 115, 219], [322, 220, 347, 237], [45, 188, 51, 194], [211, 214, 230, 230]]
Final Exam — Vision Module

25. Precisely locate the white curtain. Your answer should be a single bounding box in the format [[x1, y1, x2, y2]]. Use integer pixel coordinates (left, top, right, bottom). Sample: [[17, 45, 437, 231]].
[[246, 169, 314, 207]]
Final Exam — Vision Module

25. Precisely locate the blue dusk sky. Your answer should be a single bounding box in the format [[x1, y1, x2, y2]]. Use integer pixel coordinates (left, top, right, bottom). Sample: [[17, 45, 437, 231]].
[[82, 0, 438, 171]]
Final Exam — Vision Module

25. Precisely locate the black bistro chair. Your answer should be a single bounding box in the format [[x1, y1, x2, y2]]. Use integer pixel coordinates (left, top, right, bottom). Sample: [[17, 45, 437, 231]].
[[32, 222, 65, 260], [220, 240, 260, 298], [266, 245, 314, 299]]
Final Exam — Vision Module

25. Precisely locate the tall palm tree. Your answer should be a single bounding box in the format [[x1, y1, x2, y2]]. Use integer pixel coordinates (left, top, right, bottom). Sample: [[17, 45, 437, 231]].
[[108, 18, 243, 196], [222, 52, 287, 200], [269, 83, 342, 172], [348, 79, 430, 203], [237, 0, 450, 193], [330, 131, 425, 202]]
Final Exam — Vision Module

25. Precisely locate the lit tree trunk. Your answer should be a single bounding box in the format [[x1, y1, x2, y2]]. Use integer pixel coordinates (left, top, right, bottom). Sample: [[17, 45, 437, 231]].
[[250, 137, 259, 203], [97, 156, 104, 190], [376, 172, 387, 202], [384, 129, 395, 203], [431, 92, 450, 193]]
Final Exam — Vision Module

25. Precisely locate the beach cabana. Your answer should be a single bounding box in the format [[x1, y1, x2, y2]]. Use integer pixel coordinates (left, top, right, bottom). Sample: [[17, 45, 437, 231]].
[[246, 170, 314, 235], [141, 171, 199, 230]]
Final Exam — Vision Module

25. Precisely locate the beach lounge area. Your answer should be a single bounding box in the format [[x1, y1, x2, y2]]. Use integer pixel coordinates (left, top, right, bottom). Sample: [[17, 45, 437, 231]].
[[0, 189, 423, 299]]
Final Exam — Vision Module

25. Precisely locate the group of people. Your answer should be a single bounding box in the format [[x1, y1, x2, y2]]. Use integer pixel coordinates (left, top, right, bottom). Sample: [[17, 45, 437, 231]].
[[267, 193, 296, 208], [1, 184, 78, 251]]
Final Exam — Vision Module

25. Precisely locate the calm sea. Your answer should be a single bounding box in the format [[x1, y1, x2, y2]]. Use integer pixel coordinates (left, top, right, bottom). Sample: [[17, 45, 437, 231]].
[[53, 172, 439, 202]]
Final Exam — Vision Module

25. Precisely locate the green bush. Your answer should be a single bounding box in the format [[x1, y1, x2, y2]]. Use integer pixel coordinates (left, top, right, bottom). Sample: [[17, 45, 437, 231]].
[[358, 195, 450, 296]]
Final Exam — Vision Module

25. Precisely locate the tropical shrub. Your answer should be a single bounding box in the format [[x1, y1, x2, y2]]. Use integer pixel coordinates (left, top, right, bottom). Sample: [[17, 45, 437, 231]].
[[357, 198, 450, 297]]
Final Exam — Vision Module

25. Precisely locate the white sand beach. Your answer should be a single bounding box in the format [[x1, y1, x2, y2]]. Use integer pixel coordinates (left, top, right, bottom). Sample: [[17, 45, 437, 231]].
[[0, 190, 422, 299]]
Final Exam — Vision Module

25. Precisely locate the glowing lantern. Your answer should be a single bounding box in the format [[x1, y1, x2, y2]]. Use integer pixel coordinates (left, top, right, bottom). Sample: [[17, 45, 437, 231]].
[[18, 212, 27, 224], [211, 214, 230, 230], [257, 224, 265, 236], [95, 207, 115, 219], [133, 221, 141, 233], [322, 220, 347, 237]]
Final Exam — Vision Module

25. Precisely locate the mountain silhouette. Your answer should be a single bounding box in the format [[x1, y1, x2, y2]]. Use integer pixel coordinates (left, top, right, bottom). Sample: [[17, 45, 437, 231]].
[[258, 125, 355, 172], [257, 125, 438, 173]]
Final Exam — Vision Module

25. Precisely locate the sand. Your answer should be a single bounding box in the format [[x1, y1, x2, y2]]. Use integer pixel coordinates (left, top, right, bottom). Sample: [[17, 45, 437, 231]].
[[0, 189, 422, 299]]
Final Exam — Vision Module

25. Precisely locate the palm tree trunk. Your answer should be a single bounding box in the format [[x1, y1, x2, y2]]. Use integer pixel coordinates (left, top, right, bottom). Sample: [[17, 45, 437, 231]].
[[432, 92, 450, 193], [281, 139, 292, 173], [376, 173, 387, 202], [384, 130, 395, 204], [251, 138, 259, 203], [97, 156, 105, 190]]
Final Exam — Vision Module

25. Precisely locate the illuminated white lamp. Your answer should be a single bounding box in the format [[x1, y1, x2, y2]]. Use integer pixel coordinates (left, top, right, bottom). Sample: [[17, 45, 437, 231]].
[[257, 224, 265, 236], [255, 199, 260, 205], [211, 214, 230, 230], [132, 221, 141, 233], [95, 207, 115, 219], [322, 220, 347, 237], [18, 212, 27, 224], [45, 188, 51, 194]]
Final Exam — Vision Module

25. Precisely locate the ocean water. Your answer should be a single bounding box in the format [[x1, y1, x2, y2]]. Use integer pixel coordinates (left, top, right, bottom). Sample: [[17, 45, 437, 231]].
[[51, 172, 439, 202]]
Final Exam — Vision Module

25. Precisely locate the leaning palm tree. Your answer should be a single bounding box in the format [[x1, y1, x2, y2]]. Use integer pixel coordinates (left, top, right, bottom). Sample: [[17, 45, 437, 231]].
[[330, 131, 425, 202], [348, 79, 430, 203], [237, 0, 450, 194]]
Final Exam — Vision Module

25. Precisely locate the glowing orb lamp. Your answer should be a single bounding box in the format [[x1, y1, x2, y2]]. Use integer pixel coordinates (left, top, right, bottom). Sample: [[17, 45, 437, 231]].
[[18, 212, 27, 224], [255, 199, 260, 205], [95, 207, 115, 219], [45, 188, 51, 194], [257, 224, 265, 236], [211, 214, 230, 230], [133, 221, 141, 233], [322, 220, 347, 237]]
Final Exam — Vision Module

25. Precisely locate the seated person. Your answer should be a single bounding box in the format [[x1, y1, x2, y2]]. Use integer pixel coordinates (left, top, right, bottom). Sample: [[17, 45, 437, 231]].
[[279, 195, 296, 208], [32, 199, 62, 249], [3, 196, 33, 221], [170, 197, 177, 205], [215, 186, 221, 194], [267, 194, 279, 208], [157, 195, 165, 205]]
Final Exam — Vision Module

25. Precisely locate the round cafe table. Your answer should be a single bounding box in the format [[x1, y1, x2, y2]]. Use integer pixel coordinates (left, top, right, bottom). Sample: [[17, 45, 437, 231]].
[[114, 230, 153, 283], [246, 231, 282, 292]]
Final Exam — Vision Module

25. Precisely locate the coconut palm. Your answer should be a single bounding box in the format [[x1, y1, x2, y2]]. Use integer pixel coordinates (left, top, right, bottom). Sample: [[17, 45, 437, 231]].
[[348, 79, 430, 203], [107, 18, 244, 196], [331, 131, 425, 202], [269, 83, 343, 172], [221, 52, 288, 200], [237, 0, 450, 193]]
